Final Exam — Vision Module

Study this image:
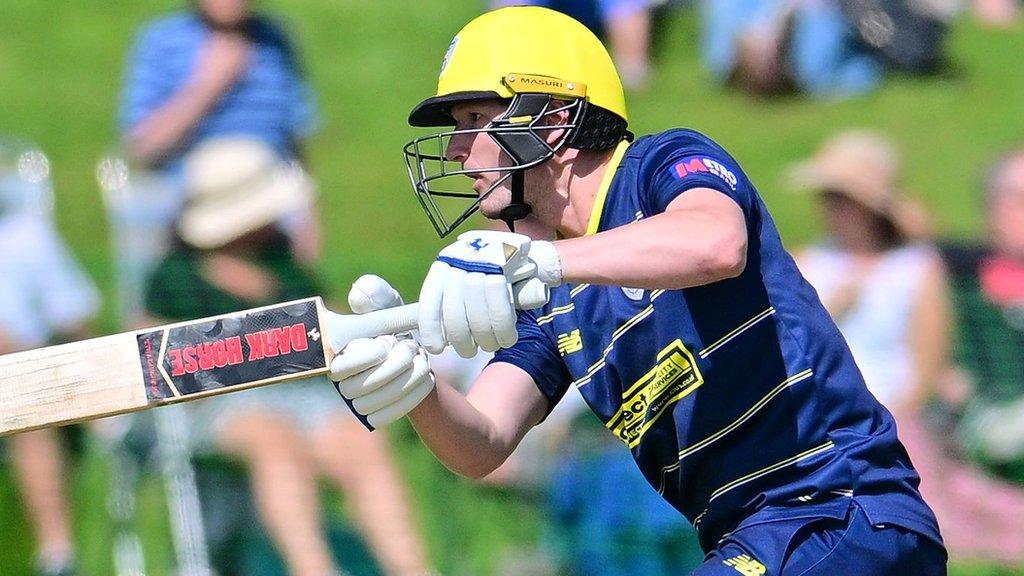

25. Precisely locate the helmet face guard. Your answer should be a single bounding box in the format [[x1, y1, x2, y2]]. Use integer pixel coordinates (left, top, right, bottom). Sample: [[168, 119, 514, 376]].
[[403, 94, 585, 237]]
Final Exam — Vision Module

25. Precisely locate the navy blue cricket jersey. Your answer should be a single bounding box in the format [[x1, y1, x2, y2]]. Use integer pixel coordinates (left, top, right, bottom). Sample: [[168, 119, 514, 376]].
[[493, 129, 942, 551]]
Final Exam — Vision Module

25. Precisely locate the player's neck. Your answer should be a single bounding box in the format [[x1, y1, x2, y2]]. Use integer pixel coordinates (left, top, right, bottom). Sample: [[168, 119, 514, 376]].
[[535, 147, 618, 238]]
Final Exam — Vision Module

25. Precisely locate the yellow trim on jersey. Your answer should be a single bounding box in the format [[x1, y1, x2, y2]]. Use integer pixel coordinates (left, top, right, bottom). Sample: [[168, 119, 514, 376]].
[[699, 307, 776, 359], [708, 441, 835, 503], [678, 369, 813, 460], [655, 369, 814, 494], [573, 289, 666, 387], [693, 509, 708, 527], [584, 140, 631, 236], [536, 303, 575, 325], [569, 283, 590, 297]]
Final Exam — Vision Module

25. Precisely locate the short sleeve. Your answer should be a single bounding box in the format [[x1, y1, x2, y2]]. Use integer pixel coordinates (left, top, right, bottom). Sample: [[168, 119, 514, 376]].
[[640, 132, 756, 222], [118, 23, 178, 134], [490, 309, 572, 418]]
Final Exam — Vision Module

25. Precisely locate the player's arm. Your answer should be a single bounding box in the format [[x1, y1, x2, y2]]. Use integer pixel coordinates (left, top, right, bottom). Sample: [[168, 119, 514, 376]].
[[124, 31, 251, 166], [903, 251, 952, 413], [555, 187, 747, 289], [407, 362, 547, 478], [331, 276, 547, 478], [414, 188, 747, 356]]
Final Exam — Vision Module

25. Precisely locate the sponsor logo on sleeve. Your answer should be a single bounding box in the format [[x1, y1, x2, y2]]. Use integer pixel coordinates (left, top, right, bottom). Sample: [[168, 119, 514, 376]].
[[670, 156, 738, 190]]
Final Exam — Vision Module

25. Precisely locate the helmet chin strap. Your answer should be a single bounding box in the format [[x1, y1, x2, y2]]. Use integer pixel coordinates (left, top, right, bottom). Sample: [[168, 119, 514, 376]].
[[499, 168, 531, 233]]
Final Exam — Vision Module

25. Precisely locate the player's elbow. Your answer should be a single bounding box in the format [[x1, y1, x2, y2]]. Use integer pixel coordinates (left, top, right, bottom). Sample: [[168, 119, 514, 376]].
[[444, 453, 505, 480], [701, 229, 747, 282]]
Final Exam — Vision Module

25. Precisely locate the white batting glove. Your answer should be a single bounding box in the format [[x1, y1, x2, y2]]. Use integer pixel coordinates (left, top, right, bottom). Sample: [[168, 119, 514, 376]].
[[331, 275, 435, 429], [418, 230, 561, 358]]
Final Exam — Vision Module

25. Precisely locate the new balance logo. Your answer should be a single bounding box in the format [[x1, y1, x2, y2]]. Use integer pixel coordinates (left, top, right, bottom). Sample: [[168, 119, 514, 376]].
[[723, 554, 766, 575], [556, 329, 583, 356]]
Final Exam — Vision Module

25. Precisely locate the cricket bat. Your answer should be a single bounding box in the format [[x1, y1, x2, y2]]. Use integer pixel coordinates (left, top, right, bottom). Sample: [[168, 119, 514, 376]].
[[0, 297, 419, 437]]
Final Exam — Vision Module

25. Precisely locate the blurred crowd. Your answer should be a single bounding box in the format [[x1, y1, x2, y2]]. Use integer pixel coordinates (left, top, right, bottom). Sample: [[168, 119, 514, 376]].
[[1, 0, 1024, 575]]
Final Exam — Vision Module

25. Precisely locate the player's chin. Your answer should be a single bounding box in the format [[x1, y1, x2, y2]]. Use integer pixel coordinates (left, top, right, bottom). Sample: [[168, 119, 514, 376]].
[[478, 190, 511, 218], [478, 204, 504, 220]]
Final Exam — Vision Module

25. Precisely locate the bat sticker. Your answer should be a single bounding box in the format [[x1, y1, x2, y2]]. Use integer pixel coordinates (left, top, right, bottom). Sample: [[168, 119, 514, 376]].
[[136, 299, 327, 401]]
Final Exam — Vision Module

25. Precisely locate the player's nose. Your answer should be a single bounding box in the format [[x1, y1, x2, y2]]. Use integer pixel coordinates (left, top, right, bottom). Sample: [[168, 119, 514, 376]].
[[444, 132, 471, 163]]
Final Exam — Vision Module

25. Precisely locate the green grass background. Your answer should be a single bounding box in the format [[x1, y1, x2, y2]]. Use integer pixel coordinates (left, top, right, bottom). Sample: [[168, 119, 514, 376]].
[[1, 1, 1023, 574]]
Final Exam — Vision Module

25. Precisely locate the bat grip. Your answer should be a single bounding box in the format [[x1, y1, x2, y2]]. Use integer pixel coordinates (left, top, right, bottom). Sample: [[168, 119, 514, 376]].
[[326, 303, 420, 353], [325, 280, 549, 353]]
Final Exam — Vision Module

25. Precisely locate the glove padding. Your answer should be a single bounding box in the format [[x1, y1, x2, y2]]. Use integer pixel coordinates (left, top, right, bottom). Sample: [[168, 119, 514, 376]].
[[418, 230, 561, 358], [331, 275, 435, 429], [331, 336, 434, 429]]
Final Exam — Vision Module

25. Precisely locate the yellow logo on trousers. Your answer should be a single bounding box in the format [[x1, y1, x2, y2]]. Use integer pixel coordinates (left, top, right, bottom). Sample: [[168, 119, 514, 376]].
[[723, 553, 766, 575]]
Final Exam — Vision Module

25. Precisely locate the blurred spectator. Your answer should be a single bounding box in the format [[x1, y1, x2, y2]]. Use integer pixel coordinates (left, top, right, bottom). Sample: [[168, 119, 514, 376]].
[[792, 131, 1024, 565], [974, 0, 1021, 26], [701, 0, 950, 98], [491, 0, 662, 90], [143, 138, 431, 576], [545, 406, 704, 575], [942, 150, 1024, 482], [118, 0, 321, 263], [0, 138, 102, 576]]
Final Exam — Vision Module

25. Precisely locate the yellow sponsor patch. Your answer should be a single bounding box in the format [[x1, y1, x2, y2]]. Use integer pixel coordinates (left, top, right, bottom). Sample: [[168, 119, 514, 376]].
[[607, 339, 703, 447], [557, 329, 583, 356], [723, 554, 766, 575]]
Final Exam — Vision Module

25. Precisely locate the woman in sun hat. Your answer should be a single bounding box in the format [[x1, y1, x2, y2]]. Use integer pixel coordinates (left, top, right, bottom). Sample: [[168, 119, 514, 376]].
[[793, 130, 1024, 565], [790, 131, 938, 413]]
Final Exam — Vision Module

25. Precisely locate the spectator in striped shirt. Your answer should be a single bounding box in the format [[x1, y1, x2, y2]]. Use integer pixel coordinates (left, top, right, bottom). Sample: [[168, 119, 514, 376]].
[[117, 0, 321, 262]]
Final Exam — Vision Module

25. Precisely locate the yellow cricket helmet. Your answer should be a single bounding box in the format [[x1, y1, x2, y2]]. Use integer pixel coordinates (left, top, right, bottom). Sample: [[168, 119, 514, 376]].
[[405, 6, 631, 237], [409, 5, 628, 128]]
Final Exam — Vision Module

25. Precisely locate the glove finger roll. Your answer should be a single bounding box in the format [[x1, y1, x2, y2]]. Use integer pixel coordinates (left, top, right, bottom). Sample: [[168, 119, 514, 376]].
[[418, 261, 450, 354], [357, 339, 417, 397], [367, 377, 436, 429], [335, 367, 374, 399], [442, 268, 477, 358], [353, 365, 415, 414], [464, 272, 500, 352], [483, 273, 518, 349], [352, 348, 431, 414], [329, 338, 390, 381]]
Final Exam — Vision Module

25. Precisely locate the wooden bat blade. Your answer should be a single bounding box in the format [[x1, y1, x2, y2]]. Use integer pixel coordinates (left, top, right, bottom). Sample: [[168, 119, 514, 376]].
[[0, 297, 420, 437], [0, 332, 151, 436]]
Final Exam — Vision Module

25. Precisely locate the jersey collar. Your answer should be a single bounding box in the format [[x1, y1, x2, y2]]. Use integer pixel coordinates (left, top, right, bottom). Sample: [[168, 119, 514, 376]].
[[585, 139, 631, 236]]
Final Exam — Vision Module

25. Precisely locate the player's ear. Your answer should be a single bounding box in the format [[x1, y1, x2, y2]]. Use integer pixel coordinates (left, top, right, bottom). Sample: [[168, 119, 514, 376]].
[[543, 100, 572, 126], [539, 99, 572, 145]]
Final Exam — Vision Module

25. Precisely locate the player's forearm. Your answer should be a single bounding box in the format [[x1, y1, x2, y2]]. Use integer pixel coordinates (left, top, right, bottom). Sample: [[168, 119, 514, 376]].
[[906, 255, 953, 409], [407, 382, 518, 479], [125, 81, 232, 166], [556, 207, 747, 289]]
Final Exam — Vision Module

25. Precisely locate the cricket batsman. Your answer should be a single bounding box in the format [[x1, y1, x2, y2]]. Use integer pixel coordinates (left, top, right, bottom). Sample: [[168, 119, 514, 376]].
[[331, 6, 947, 574]]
